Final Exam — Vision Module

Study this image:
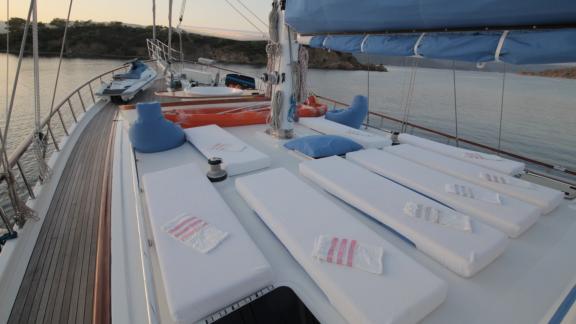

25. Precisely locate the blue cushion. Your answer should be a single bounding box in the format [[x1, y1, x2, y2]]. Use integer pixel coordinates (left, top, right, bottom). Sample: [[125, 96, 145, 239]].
[[284, 135, 363, 158], [325, 95, 368, 129], [129, 102, 186, 153]]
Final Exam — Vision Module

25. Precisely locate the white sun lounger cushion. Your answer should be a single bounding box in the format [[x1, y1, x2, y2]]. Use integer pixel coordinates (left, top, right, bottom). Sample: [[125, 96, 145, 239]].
[[236, 168, 447, 324], [299, 117, 392, 149], [143, 163, 273, 323], [184, 124, 271, 176], [347, 149, 540, 238], [300, 156, 508, 277], [385, 144, 564, 215], [397, 133, 525, 175]]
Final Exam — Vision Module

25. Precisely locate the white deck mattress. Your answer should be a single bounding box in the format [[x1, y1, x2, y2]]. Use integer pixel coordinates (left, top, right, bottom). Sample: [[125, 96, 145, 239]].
[[385, 144, 564, 215], [347, 149, 540, 238], [142, 163, 273, 323], [299, 117, 392, 149], [236, 168, 447, 324], [184, 124, 271, 176], [300, 156, 508, 277], [398, 133, 525, 175]]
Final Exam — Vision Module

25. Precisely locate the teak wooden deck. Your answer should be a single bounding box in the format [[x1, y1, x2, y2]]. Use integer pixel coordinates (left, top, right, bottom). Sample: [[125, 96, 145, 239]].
[[8, 103, 117, 324]]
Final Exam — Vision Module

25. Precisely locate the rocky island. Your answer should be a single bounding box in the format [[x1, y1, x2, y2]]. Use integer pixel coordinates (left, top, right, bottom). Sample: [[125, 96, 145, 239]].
[[0, 18, 386, 72]]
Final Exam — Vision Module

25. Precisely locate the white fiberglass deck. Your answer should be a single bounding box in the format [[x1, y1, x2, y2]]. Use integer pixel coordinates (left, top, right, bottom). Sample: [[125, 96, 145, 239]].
[[114, 115, 576, 324]]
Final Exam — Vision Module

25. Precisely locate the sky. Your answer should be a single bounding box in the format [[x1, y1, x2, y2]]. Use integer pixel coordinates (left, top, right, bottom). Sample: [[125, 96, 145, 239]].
[[1, 0, 271, 39]]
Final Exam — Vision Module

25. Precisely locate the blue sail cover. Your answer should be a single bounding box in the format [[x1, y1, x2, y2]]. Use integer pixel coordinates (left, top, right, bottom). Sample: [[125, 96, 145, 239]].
[[285, 0, 576, 34], [308, 30, 576, 64], [288, 0, 576, 64]]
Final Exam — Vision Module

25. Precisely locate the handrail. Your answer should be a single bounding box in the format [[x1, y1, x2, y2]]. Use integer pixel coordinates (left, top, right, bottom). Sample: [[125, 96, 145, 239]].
[[4, 61, 154, 171], [314, 93, 576, 179], [0, 60, 155, 218]]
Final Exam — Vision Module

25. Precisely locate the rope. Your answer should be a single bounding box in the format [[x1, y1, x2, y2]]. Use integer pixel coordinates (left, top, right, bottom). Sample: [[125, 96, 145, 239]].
[[3, 170, 38, 224], [235, 0, 268, 28], [264, 0, 280, 98], [497, 63, 507, 153], [268, 0, 280, 43], [267, 90, 284, 131], [452, 60, 459, 147], [32, 0, 51, 182], [224, 0, 267, 37], [292, 46, 308, 103]]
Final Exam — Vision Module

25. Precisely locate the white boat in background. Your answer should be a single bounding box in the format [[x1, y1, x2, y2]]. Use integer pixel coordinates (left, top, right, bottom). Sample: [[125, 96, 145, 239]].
[[96, 59, 157, 103], [1, 0, 576, 324]]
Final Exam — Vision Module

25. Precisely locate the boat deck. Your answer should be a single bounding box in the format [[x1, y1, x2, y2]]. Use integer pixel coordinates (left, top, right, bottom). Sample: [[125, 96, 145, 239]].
[[120, 116, 576, 324], [7, 104, 117, 324]]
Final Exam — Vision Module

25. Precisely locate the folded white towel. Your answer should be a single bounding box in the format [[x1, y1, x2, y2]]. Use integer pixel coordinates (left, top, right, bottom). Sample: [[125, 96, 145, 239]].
[[312, 235, 384, 275], [163, 214, 228, 253], [206, 142, 246, 153], [478, 172, 535, 189], [463, 151, 503, 161], [404, 202, 472, 232], [445, 183, 502, 205]]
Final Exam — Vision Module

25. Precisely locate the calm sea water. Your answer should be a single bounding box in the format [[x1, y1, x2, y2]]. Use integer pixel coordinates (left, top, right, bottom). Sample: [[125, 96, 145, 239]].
[[1, 54, 575, 180]]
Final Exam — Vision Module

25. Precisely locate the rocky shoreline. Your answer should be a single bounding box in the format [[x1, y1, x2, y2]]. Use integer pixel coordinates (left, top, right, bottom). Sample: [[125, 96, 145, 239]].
[[519, 67, 576, 79], [0, 18, 386, 72]]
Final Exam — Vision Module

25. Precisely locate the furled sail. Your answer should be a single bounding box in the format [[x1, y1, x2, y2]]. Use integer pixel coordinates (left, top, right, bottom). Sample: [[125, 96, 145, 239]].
[[285, 0, 576, 34], [307, 30, 576, 64], [287, 0, 576, 64]]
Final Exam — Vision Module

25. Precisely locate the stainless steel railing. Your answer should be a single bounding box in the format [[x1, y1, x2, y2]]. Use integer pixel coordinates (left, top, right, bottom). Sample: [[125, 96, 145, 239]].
[[313, 93, 576, 186], [0, 62, 135, 229]]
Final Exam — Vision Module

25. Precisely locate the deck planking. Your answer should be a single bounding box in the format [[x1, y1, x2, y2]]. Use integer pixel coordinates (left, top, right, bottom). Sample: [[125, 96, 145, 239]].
[[8, 103, 117, 324]]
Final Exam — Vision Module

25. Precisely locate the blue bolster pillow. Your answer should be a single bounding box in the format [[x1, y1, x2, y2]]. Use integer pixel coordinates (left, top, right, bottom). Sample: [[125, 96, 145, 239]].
[[284, 135, 363, 158]]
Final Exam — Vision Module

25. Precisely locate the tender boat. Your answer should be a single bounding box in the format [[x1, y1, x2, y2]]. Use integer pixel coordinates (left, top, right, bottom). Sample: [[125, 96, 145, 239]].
[[1, 1, 576, 324], [95, 59, 157, 103]]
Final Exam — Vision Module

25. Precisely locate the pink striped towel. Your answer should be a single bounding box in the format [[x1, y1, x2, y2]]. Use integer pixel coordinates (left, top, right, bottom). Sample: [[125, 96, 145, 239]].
[[312, 235, 383, 275], [162, 214, 228, 253]]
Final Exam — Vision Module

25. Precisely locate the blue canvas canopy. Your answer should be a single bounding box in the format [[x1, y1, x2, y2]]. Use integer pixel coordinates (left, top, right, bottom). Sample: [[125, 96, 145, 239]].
[[287, 0, 576, 64]]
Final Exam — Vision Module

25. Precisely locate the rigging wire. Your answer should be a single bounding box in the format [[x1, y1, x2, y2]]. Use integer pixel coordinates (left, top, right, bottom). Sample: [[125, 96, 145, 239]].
[[31, 0, 51, 183], [4, 0, 34, 144], [176, 0, 187, 69], [0, 0, 37, 226], [366, 59, 370, 129], [234, 0, 268, 28], [401, 59, 418, 133], [452, 60, 460, 147], [168, 0, 173, 57], [152, 0, 156, 40], [46, 0, 74, 140], [5, 0, 9, 117], [224, 0, 267, 38], [497, 63, 507, 153]]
